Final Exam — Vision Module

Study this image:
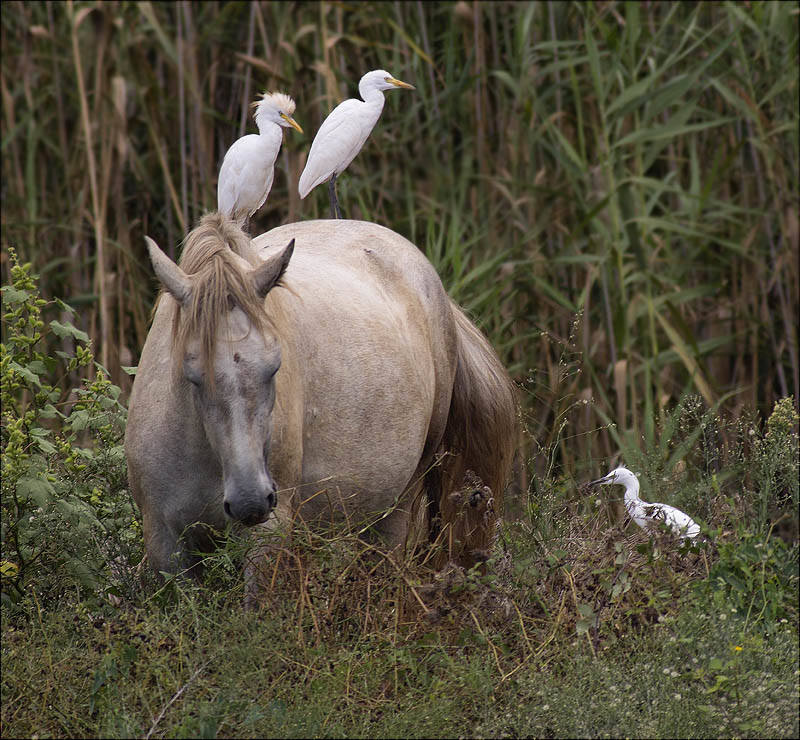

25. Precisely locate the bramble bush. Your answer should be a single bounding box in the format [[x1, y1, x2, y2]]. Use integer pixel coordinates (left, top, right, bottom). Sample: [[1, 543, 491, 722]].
[[1, 249, 138, 612]]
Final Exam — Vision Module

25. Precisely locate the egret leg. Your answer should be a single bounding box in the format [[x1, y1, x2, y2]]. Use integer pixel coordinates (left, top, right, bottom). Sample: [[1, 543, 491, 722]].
[[328, 173, 343, 219]]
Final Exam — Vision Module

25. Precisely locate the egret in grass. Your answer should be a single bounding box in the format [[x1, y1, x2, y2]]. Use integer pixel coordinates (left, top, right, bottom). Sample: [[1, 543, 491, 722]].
[[217, 92, 303, 229], [298, 69, 415, 219], [589, 466, 700, 540]]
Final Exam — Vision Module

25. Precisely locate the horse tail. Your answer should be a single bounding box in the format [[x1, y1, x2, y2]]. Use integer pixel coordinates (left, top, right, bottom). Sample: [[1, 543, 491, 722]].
[[428, 299, 518, 566]]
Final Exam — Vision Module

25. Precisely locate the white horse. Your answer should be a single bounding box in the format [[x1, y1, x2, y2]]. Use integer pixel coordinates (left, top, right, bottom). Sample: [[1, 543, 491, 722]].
[[125, 214, 517, 581]]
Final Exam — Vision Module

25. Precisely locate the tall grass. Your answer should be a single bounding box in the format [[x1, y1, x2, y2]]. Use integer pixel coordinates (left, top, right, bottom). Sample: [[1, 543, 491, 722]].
[[2, 229, 798, 738], [2, 1, 798, 479]]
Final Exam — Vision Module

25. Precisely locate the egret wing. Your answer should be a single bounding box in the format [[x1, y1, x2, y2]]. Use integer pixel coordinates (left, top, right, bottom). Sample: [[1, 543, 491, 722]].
[[299, 100, 372, 197], [217, 135, 275, 220]]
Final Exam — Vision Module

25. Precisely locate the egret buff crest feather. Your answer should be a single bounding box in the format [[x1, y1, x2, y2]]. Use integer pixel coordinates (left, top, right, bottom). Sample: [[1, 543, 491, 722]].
[[251, 91, 296, 119], [217, 91, 302, 226], [126, 217, 517, 596]]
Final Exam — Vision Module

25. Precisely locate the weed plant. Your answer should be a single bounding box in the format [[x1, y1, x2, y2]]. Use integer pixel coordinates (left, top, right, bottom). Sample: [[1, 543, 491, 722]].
[[1, 256, 796, 736], [1, 250, 137, 612], [2, 3, 799, 736], [1, 2, 797, 462]]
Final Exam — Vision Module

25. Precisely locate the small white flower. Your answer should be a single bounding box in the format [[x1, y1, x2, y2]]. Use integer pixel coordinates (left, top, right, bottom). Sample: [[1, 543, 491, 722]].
[[674, 693, 682, 700]]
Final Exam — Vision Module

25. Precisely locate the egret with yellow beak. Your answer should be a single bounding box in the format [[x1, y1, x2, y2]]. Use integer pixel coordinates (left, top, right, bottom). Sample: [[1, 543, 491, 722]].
[[217, 92, 303, 228], [298, 70, 415, 218]]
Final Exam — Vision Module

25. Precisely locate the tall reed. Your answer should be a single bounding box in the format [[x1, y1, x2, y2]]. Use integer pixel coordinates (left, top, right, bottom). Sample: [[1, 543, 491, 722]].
[[2, 1, 797, 480]]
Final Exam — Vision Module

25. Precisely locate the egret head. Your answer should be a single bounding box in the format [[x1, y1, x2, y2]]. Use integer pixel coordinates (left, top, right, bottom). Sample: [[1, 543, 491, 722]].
[[589, 466, 639, 492], [252, 92, 303, 134], [358, 69, 415, 98]]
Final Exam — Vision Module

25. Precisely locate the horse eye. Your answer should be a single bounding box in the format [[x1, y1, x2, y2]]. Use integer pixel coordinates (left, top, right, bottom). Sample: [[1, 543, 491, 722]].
[[263, 359, 281, 384], [184, 364, 203, 387]]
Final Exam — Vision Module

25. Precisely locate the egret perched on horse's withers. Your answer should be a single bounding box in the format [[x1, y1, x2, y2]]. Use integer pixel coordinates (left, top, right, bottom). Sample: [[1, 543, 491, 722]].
[[125, 214, 517, 592], [298, 70, 415, 218], [217, 92, 303, 229], [589, 466, 701, 540]]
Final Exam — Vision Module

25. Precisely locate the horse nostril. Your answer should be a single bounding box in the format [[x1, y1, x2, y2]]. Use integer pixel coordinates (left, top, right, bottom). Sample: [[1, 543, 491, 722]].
[[224, 500, 232, 518], [267, 491, 277, 511]]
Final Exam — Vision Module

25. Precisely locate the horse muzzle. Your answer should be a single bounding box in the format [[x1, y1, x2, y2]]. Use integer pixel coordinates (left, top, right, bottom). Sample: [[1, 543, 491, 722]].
[[223, 486, 277, 526]]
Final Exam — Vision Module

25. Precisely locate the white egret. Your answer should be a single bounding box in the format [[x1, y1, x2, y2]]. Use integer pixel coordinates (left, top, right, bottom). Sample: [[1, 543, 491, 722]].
[[217, 91, 303, 228], [298, 69, 415, 218], [589, 466, 701, 540]]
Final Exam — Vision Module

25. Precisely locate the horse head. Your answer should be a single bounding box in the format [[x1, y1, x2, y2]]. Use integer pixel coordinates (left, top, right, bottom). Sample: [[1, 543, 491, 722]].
[[144, 217, 293, 526]]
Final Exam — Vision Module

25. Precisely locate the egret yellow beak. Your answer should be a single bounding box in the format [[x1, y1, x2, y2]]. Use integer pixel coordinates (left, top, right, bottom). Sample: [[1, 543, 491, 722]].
[[386, 77, 415, 90], [280, 113, 303, 134]]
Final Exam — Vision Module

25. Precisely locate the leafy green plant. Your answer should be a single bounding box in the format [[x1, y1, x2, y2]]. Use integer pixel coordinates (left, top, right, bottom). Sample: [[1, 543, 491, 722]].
[[699, 530, 798, 634], [750, 397, 799, 527], [1, 249, 136, 610]]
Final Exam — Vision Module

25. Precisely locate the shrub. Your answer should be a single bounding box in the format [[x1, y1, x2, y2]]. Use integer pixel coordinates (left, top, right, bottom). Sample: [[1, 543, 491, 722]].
[[1, 249, 137, 612]]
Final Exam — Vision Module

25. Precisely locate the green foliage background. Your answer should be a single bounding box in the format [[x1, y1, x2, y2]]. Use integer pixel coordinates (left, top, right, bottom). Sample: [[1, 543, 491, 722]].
[[2, 1, 798, 473], [1, 2, 799, 737]]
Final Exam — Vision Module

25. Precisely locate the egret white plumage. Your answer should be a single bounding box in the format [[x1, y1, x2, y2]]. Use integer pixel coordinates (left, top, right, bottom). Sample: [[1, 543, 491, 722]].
[[298, 69, 415, 219], [589, 466, 701, 540], [217, 92, 303, 228]]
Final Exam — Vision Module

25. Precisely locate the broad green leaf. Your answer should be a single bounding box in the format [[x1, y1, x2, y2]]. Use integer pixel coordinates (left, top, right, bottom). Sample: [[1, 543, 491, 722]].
[[1, 286, 30, 304], [49, 320, 90, 343], [69, 409, 90, 432], [16, 476, 56, 507], [53, 297, 76, 316], [10, 361, 41, 386]]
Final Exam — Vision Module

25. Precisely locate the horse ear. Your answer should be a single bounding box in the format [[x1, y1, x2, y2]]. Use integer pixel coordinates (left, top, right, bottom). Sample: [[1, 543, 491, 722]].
[[144, 236, 192, 306], [252, 239, 294, 298]]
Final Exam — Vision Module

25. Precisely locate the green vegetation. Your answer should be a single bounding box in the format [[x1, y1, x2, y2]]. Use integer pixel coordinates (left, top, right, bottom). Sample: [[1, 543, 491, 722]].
[[2, 252, 797, 737], [2, 2, 798, 738], [2, 1, 797, 447]]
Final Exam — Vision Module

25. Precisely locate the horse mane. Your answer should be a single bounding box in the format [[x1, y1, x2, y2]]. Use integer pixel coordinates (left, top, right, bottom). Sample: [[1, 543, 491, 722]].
[[171, 212, 274, 387]]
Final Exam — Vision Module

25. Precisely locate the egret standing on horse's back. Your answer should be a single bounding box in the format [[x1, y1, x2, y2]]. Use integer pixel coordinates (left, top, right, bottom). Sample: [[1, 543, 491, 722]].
[[298, 70, 415, 218], [217, 92, 303, 229]]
